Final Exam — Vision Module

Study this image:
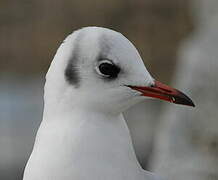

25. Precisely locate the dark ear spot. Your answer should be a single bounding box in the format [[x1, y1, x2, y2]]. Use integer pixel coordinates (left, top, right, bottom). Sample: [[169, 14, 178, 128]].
[[65, 59, 80, 87], [64, 32, 82, 87]]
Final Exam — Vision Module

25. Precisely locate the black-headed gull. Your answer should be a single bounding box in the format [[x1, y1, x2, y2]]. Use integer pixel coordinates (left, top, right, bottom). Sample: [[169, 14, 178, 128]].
[[23, 27, 194, 180]]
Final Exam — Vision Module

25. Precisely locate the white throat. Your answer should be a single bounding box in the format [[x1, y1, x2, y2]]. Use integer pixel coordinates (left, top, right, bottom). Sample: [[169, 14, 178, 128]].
[[24, 107, 144, 180]]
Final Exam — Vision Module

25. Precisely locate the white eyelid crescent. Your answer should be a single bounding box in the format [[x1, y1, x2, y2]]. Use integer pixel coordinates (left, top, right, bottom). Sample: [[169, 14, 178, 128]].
[[95, 60, 113, 77]]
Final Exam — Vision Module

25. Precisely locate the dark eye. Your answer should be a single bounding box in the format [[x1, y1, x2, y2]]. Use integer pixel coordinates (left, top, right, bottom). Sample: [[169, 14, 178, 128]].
[[96, 60, 120, 79]]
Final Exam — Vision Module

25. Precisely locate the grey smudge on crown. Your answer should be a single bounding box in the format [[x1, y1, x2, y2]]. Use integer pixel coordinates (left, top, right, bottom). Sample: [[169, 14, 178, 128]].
[[96, 33, 122, 81], [64, 32, 82, 88], [97, 33, 112, 61]]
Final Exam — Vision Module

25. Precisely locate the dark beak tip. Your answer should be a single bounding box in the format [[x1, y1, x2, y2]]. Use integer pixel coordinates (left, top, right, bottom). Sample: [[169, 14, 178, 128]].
[[184, 99, 195, 107], [175, 92, 195, 107], [189, 100, 195, 107]]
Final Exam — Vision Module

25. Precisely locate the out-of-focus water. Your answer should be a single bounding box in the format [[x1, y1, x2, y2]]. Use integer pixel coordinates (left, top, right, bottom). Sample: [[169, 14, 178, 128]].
[[0, 75, 44, 180]]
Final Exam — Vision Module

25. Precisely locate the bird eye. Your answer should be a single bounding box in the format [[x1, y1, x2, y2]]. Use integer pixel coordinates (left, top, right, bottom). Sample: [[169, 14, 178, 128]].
[[96, 60, 120, 79]]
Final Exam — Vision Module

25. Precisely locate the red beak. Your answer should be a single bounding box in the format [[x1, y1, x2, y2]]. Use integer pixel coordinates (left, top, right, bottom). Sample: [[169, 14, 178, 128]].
[[128, 80, 195, 107]]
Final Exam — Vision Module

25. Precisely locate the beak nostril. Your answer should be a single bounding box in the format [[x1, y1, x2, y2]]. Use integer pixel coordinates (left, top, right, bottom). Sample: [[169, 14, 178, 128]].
[[150, 84, 155, 88]]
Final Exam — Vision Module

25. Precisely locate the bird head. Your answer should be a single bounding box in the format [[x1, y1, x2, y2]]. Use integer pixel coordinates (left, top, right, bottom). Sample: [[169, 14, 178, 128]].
[[45, 27, 194, 114]]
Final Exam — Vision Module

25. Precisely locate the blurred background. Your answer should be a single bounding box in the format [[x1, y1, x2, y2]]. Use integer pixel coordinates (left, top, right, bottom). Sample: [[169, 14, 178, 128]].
[[1, 0, 218, 179]]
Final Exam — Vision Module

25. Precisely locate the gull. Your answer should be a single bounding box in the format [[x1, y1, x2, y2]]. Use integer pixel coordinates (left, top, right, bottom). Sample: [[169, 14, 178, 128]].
[[23, 27, 194, 180]]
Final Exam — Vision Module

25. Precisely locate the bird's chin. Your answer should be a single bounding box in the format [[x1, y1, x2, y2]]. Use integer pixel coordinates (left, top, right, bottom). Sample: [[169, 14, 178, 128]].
[[116, 95, 145, 113]]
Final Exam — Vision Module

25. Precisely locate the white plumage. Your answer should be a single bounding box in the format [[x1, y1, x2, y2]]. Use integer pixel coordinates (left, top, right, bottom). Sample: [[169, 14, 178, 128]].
[[23, 27, 193, 180]]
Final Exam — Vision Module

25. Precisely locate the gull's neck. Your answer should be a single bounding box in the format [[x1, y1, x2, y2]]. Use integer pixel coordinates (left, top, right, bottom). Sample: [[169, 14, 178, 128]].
[[24, 107, 144, 180]]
